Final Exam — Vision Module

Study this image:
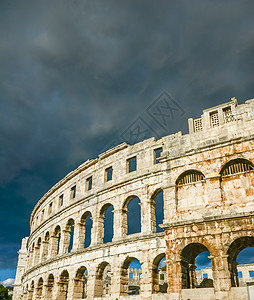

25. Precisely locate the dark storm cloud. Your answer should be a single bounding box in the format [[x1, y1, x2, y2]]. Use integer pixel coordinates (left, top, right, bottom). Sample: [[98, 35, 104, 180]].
[[0, 0, 254, 275]]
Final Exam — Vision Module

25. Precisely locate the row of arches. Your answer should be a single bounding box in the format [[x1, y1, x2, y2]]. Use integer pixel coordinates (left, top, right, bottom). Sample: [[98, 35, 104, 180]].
[[27, 191, 164, 269], [24, 254, 167, 299], [23, 235, 254, 299], [180, 237, 254, 290]]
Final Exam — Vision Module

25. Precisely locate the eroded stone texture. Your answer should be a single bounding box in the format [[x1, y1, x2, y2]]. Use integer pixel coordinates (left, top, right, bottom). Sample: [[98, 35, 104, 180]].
[[13, 97, 254, 299]]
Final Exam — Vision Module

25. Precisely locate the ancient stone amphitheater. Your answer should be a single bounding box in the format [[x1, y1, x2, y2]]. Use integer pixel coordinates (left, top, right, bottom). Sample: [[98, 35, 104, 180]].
[[13, 98, 254, 300]]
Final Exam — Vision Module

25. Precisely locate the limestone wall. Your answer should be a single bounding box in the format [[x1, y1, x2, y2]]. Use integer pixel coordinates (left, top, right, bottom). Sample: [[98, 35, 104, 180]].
[[13, 97, 254, 300]]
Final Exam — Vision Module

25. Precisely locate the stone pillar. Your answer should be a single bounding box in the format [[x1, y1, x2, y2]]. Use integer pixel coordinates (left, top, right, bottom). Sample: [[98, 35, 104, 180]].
[[70, 223, 78, 251], [110, 264, 121, 299], [140, 258, 153, 299], [210, 251, 232, 300], [59, 229, 71, 255], [43, 284, 53, 300], [49, 236, 59, 258], [140, 199, 153, 234], [86, 269, 97, 299], [163, 186, 176, 223], [189, 264, 197, 288], [90, 213, 102, 246], [166, 240, 182, 300], [32, 246, 40, 266], [76, 222, 86, 249], [112, 209, 126, 241], [40, 241, 49, 263]]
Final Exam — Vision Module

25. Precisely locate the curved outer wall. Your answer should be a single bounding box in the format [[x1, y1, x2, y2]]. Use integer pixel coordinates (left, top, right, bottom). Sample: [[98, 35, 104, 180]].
[[13, 97, 254, 300]]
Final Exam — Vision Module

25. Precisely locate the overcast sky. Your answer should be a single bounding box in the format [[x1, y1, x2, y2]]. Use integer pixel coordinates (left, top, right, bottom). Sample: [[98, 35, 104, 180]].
[[1, 0, 254, 282]]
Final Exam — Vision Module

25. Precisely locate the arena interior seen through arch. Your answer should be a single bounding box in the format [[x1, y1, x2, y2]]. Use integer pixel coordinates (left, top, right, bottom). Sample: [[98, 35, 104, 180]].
[[13, 97, 254, 300]]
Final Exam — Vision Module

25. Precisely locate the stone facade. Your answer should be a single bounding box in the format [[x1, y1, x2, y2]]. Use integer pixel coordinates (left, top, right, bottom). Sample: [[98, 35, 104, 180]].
[[13, 97, 254, 300]]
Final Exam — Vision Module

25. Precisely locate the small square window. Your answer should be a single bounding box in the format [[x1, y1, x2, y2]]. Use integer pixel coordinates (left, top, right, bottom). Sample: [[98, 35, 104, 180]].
[[154, 147, 163, 164], [238, 271, 243, 278], [86, 176, 93, 191], [59, 194, 64, 207], [127, 156, 137, 173], [249, 270, 254, 277], [106, 167, 113, 182], [71, 185, 76, 199], [48, 202, 53, 215], [203, 273, 208, 278]]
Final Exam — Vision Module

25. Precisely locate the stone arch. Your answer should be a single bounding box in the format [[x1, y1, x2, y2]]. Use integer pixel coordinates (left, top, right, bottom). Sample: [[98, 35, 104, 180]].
[[152, 253, 167, 293], [220, 158, 254, 177], [74, 266, 88, 299], [36, 277, 43, 298], [121, 256, 142, 295], [45, 274, 54, 300], [175, 170, 206, 210], [58, 270, 69, 300], [65, 218, 75, 253], [80, 211, 93, 248], [123, 196, 141, 235], [180, 242, 212, 289], [227, 236, 254, 287], [99, 203, 114, 243], [151, 189, 164, 233], [220, 158, 254, 204], [94, 261, 111, 297]]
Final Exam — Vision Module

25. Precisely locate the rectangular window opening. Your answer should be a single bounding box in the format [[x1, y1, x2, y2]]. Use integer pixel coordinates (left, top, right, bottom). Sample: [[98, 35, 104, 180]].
[[86, 176, 93, 191], [127, 156, 137, 173], [203, 273, 208, 278], [106, 167, 113, 182], [48, 202, 53, 215], [41, 209, 44, 222], [210, 110, 219, 127], [154, 147, 163, 164], [71, 185, 76, 199], [238, 271, 243, 278], [59, 194, 64, 207], [249, 270, 254, 277]]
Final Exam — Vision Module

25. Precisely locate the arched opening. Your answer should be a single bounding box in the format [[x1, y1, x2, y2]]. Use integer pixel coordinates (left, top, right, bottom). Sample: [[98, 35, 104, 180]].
[[45, 274, 54, 299], [81, 211, 93, 248], [52, 225, 61, 256], [74, 266, 88, 299], [123, 196, 141, 235], [121, 257, 142, 295], [94, 262, 111, 297], [36, 277, 43, 298], [99, 204, 114, 243], [58, 270, 69, 300], [220, 159, 254, 205], [220, 158, 254, 177], [181, 243, 213, 289], [176, 170, 206, 210], [151, 190, 164, 233], [65, 218, 75, 253], [227, 236, 254, 287], [152, 254, 168, 293]]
